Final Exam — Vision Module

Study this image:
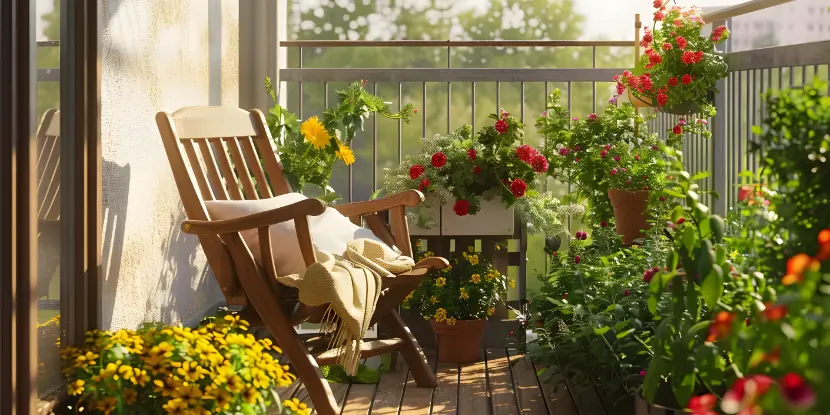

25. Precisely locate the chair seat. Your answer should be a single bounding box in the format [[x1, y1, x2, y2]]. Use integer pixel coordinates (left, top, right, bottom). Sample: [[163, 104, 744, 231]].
[[313, 338, 404, 366]]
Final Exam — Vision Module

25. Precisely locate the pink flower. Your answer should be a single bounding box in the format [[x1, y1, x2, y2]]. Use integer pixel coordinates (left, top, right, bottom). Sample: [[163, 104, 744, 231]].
[[639, 370, 646, 377], [558, 147, 569, 156], [780, 373, 816, 410], [510, 179, 527, 197], [621, 168, 627, 173], [467, 148, 477, 160], [610, 168, 618, 176], [697, 119, 708, 125], [608, 95, 618, 104], [587, 113, 598, 121], [616, 82, 625, 95], [494, 119, 509, 134], [613, 155, 621, 162]]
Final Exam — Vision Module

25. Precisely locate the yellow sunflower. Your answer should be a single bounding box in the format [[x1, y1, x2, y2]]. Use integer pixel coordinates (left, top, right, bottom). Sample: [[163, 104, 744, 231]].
[[300, 116, 331, 149], [336, 142, 356, 165]]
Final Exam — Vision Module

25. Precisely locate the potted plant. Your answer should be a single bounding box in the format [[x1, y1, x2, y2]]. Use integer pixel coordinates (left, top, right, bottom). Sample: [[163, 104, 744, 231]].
[[264, 78, 416, 202], [616, 2, 730, 116], [539, 90, 672, 244], [60, 314, 309, 414], [381, 109, 583, 237], [404, 248, 512, 363]]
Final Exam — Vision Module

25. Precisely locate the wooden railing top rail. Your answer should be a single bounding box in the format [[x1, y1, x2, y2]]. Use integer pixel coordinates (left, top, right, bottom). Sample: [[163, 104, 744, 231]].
[[702, 0, 795, 23], [279, 40, 635, 48]]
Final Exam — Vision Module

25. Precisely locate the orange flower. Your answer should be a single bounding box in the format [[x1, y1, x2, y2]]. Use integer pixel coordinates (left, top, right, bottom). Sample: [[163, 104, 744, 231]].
[[707, 311, 734, 342], [761, 303, 787, 321], [782, 253, 820, 285], [751, 346, 781, 368], [817, 229, 830, 261]]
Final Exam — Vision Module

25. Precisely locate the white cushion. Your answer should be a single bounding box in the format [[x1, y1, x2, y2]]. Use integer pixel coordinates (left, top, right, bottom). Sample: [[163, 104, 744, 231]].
[[203, 193, 385, 277]]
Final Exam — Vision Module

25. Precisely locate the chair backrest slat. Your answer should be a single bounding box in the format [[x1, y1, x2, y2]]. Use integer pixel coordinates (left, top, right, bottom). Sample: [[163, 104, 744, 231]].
[[36, 109, 61, 221], [225, 138, 259, 200], [195, 138, 229, 200], [156, 106, 293, 306], [210, 137, 244, 199], [182, 139, 215, 201], [239, 136, 273, 199]]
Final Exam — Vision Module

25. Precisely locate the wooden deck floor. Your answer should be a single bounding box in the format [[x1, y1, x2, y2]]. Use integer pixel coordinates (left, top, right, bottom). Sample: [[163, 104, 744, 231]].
[[277, 348, 611, 415]]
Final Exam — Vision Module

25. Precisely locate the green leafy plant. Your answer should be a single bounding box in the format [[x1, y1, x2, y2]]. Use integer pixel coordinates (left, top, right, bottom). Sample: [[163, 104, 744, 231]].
[[381, 110, 583, 236], [617, 2, 729, 115], [403, 246, 511, 324], [264, 78, 415, 202], [61, 315, 306, 415]]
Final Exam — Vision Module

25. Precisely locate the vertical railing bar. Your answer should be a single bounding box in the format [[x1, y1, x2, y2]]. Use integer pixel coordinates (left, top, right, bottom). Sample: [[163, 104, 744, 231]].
[[567, 81, 572, 233], [299, 47, 304, 119], [398, 82, 402, 164], [422, 81, 427, 141], [447, 45, 451, 134], [472, 82, 476, 131], [496, 81, 501, 114], [521, 82, 525, 127], [801, 66, 806, 86], [789, 66, 794, 87], [592, 46, 597, 114], [737, 70, 743, 182], [373, 81, 378, 192], [750, 70, 756, 173], [324, 82, 329, 107], [778, 67, 783, 90]]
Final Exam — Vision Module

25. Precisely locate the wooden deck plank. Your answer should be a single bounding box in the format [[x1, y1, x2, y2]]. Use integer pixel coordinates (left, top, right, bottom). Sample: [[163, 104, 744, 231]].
[[341, 358, 383, 415], [485, 349, 519, 415], [399, 350, 437, 415], [507, 350, 548, 414], [566, 371, 609, 415], [370, 353, 408, 414], [430, 361, 459, 414], [292, 375, 350, 414], [533, 361, 578, 415], [458, 350, 490, 415]]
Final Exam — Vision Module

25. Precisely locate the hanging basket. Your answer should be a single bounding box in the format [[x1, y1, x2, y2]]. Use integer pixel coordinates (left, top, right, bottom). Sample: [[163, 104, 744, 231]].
[[607, 189, 652, 245], [430, 319, 487, 363], [627, 90, 654, 108], [628, 89, 715, 115]]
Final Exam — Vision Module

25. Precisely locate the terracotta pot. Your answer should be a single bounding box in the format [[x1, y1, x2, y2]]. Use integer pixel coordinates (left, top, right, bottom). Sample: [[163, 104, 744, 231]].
[[627, 90, 654, 108], [430, 318, 486, 363], [607, 189, 652, 245]]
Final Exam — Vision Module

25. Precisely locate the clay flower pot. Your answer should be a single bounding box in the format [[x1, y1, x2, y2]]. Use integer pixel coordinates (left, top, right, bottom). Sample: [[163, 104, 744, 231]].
[[430, 318, 486, 363], [627, 89, 711, 115], [607, 189, 652, 245]]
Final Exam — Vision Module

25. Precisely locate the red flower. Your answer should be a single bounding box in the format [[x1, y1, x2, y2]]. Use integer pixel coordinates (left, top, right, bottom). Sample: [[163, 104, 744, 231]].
[[587, 113, 598, 121], [676, 36, 688, 50], [761, 303, 787, 321], [707, 311, 734, 342], [662, 42, 673, 51], [682, 74, 693, 85], [418, 179, 430, 192], [624, 289, 631, 296], [780, 373, 816, 410], [453, 199, 470, 216], [516, 144, 536, 163], [642, 32, 653, 45], [673, 125, 683, 134], [648, 52, 662, 66], [682, 51, 696, 64], [600, 149, 608, 158], [616, 82, 625, 95], [409, 164, 425, 179], [600, 221, 608, 227], [721, 375, 773, 414], [467, 148, 477, 160], [558, 148, 570, 156], [531, 154, 549, 173], [676, 217, 686, 224], [694, 51, 704, 63], [494, 119, 509, 134], [510, 179, 527, 197], [639, 75, 653, 91], [473, 165, 482, 175], [574, 255, 581, 264], [669, 77, 679, 86], [613, 155, 621, 162], [817, 228, 830, 261], [687, 394, 717, 415], [782, 253, 821, 285], [657, 92, 668, 106], [652, 0, 662, 8], [610, 168, 618, 176], [654, 11, 665, 20], [431, 152, 447, 168]]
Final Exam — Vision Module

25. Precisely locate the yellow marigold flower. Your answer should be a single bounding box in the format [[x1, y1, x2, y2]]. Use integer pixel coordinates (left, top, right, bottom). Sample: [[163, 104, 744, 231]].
[[434, 308, 448, 323], [459, 288, 470, 300], [435, 277, 447, 287], [242, 387, 260, 404], [68, 379, 85, 396], [509, 279, 516, 288], [423, 250, 434, 258], [430, 296, 439, 304], [488, 307, 496, 316], [300, 116, 331, 149], [123, 388, 138, 404], [336, 142, 356, 165], [446, 317, 457, 326], [467, 246, 475, 253], [214, 389, 233, 412], [471, 274, 481, 284], [284, 398, 311, 415], [96, 397, 117, 415]]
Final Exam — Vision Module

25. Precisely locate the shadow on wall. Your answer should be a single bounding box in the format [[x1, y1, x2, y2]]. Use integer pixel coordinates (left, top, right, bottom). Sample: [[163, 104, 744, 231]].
[[101, 159, 131, 328], [149, 204, 216, 324]]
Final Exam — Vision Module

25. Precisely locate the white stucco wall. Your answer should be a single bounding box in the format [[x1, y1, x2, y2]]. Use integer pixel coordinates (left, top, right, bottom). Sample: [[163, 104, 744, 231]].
[[99, 0, 240, 329]]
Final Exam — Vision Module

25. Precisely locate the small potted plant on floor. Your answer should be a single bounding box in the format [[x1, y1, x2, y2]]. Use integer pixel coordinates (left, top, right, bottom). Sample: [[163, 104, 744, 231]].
[[616, 2, 729, 116], [60, 315, 308, 414], [404, 248, 512, 363], [381, 109, 583, 237]]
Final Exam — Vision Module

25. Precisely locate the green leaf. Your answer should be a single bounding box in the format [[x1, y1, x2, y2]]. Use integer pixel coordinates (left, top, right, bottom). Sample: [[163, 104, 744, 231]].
[[671, 356, 697, 407], [696, 241, 714, 280], [681, 227, 697, 253], [670, 205, 685, 222], [643, 357, 671, 403], [691, 171, 711, 181], [593, 326, 610, 335], [715, 246, 727, 266], [616, 328, 636, 339], [751, 125, 763, 136], [700, 217, 712, 239], [666, 250, 679, 272], [709, 215, 725, 243], [686, 281, 700, 321], [701, 264, 724, 309], [694, 345, 726, 389]]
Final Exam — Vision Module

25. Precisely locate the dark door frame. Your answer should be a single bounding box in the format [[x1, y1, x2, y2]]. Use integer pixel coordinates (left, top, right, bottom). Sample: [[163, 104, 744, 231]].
[[0, 0, 101, 411]]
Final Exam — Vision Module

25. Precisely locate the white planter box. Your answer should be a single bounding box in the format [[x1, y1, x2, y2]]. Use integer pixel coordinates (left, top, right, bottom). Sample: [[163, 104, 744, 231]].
[[409, 199, 514, 236]]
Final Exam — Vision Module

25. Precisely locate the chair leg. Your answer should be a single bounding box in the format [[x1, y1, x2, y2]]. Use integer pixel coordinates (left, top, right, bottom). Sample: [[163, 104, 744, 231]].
[[383, 310, 437, 388]]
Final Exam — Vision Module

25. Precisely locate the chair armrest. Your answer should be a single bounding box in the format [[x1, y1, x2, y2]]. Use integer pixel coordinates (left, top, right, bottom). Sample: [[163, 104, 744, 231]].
[[181, 198, 327, 235], [333, 190, 423, 218]]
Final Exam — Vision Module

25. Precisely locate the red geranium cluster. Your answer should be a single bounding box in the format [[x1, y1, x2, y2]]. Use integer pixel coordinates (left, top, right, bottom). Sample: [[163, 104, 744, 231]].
[[613, 1, 729, 114], [516, 144, 548, 173], [688, 373, 815, 415]]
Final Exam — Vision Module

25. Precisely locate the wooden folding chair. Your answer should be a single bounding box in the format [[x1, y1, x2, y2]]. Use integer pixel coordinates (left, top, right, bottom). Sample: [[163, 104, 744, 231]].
[[155, 106, 444, 415], [36, 109, 61, 301]]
